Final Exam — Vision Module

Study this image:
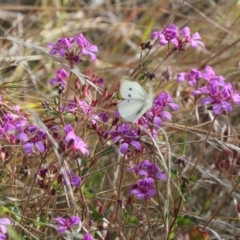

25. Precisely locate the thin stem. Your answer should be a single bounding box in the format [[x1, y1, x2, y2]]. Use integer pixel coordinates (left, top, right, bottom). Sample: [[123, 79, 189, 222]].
[[113, 155, 126, 222], [202, 175, 240, 230], [132, 200, 145, 240], [167, 116, 217, 239], [62, 71, 73, 112], [189, 116, 217, 178]]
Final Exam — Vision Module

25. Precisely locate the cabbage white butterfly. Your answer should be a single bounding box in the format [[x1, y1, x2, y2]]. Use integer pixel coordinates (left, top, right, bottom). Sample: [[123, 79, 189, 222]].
[[118, 77, 153, 122]]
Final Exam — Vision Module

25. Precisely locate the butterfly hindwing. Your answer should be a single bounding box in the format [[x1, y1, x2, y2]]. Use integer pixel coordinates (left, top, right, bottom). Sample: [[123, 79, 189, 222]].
[[118, 99, 146, 122]]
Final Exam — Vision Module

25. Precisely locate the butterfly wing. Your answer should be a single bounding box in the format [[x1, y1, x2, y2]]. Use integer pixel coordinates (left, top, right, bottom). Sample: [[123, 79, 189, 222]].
[[118, 77, 153, 122], [120, 77, 148, 101], [118, 98, 152, 122]]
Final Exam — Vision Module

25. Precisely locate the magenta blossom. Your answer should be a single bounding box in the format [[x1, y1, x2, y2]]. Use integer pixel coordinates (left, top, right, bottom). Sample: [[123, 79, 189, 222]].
[[194, 81, 240, 115], [48, 37, 74, 56], [0, 218, 11, 234], [181, 27, 204, 48], [64, 124, 89, 156], [201, 66, 225, 85], [109, 123, 141, 154], [84, 233, 94, 240], [78, 101, 100, 124], [151, 24, 204, 51], [128, 160, 166, 180], [176, 68, 202, 86], [63, 171, 81, 187], [75, 33, 98, 62], [151, 24, 179, 46], [49, 68, 69, 86], [130, 177, 156, 200], [142, 92, 178, 130], [54, 216, 80, 234], [16, 125, 46, 154], [0, 218, 11, 240]]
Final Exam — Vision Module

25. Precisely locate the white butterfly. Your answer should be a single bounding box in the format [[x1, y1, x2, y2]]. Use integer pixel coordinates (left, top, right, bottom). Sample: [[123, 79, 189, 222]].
[[118, 77, 153, 122]]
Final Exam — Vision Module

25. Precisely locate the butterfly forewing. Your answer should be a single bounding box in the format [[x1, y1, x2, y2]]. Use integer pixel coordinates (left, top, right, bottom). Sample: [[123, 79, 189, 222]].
[[120, 78, 148, 101]]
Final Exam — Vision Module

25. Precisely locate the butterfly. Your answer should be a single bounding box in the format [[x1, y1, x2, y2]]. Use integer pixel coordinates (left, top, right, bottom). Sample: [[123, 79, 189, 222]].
[[118, 77, 153, 122]]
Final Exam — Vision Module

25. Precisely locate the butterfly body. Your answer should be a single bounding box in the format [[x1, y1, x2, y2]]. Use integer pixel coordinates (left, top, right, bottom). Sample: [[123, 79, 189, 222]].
[[118, 77, 153, 122]]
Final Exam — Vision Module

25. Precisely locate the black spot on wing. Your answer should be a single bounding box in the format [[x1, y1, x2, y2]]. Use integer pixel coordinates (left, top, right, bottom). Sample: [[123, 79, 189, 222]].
[[136, 105, 144, 115]]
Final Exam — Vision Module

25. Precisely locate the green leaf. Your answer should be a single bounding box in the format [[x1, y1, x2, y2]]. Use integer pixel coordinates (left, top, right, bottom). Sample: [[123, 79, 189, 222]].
[[170, 169, 178, 179], [3, 203, 21, 215], [83, 186, 95, 199], [180, 182, 188, 194], [81, 166, 89, 176], [54, 97, 58, 106], [126, 217, 138, 226], [176, 215, 198, 227], [7, 226, 22, 240], [91, 209, 103, 221]]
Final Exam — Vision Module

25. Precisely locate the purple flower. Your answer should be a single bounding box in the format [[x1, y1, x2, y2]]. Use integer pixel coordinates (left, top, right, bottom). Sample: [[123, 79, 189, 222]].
[[75, 33, 98, 62], [130, 178, 156, 200], [200, 82, 240, 115], [176, 68, 202, 86], [0, 218, 11, 239], [0, 218, 11, 235], [109, 123, 141, 154], [0, 233, 6, 240], [181, 27, 204, 48], [65, 100, 78, 113], [128, 160, 166, 180], [84, 233, 94, 240], [64, 124, 89, 156], [95, 77, 104, 86], [98, 112, 110, 123], [54, 216, 80, 234], [1, 112, 27, 133], [151, 24, 179, 46], [201, 66, 225, 85], [78, 101, 100, 124], [48, 37, 75, 56], [49, 68, 69, 86], [17, 125, 46, 154], [63, 171, 81, 187], [143, 92, 178, 129]]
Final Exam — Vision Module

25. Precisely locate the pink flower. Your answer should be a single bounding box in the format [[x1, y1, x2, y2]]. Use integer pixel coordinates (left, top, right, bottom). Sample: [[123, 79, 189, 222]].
[[181, 27, 204, 48], [0, 218, 11, 236], [75, 34, 98, 62], [54, 216, 80, 234], [49, 69, 69, 86], [64, 124, 89, 156]]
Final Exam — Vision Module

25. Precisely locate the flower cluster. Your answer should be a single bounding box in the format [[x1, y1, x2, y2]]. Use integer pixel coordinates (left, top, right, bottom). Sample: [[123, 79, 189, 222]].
[[177, 65, 240, 115], [109, 123, 141, 154], [128, 160, 166, 200], [48, 33, 98, 63], [145, 92, 179, 129], [151, 24, 204, 50]]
